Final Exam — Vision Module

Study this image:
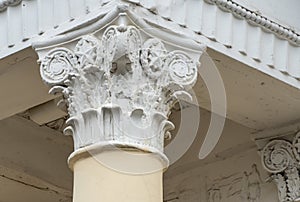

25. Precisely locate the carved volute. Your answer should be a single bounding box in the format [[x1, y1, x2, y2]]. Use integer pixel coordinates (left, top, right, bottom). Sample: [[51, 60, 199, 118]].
[[36, 14, 205, 167], [261, 132, 300, 202]]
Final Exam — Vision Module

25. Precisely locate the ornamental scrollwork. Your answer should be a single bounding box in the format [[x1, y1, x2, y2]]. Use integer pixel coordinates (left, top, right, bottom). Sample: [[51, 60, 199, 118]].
[[261, 132, 300, 202], [167, 51, 197, 87], [40, 48, 76, 85], [39, 24, 201, 154]]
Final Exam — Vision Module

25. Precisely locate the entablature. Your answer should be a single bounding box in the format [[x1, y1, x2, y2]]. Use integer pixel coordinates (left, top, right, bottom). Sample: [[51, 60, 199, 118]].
[[0, 0, 299, 90]]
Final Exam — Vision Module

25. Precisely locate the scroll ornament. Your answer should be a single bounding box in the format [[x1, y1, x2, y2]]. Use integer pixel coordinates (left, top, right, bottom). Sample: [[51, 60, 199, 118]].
[[39, 24, 200, 155], [261, 132, 300, 201]]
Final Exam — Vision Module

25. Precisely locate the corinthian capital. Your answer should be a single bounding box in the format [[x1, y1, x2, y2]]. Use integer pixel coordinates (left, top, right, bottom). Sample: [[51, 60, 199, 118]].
[[260, 132, 300, 201], [37, 19, 204, 165]]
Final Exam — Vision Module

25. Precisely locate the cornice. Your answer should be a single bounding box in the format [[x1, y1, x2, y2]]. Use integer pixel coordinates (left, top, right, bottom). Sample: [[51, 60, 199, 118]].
[[0, 0, 22, 12], [33, 5, 205, 53], [1, 0, 300, 91], [203, 0, 300, 46], [2, 0, 299, 47], [32, 4, 126, 49], [125, 0, 300, 46], [126, 1, 300, 84]]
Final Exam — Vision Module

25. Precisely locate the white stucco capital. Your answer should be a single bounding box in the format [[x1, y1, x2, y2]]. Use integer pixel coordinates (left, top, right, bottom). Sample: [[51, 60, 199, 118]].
[[258, 131, 300, 202], [35, 13, 205, 166]]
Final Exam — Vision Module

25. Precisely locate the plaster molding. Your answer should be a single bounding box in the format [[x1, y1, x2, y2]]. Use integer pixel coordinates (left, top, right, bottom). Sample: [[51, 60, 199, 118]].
[[1, 0, 299, 46], [1, 0, 300, 91], [122, 1, 300, 86], [260, 132, 300, 202], [203, 0, 300, 45], [32, 4, 205, 53], [37, 16, 204, 160], [0, 0, 22, 12], [125, 0, 300, 45]]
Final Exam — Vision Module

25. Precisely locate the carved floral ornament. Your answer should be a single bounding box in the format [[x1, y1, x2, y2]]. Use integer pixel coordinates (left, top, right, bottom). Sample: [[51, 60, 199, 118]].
[[261, 132, 300, 202], [39, 24, 202, 158]]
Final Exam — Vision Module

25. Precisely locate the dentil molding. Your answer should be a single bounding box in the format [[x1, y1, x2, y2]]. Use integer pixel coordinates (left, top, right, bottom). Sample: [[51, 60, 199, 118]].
[[37, 14, 204, 163], [261, 132, 300, 202]]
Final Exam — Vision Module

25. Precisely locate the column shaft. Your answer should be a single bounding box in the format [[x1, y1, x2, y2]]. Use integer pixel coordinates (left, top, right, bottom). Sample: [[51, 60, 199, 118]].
[[72, 151, 163, 202]]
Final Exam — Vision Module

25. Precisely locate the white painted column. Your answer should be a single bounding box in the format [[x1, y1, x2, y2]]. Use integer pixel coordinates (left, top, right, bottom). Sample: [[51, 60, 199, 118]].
[[70, 150, 164, 202], [35, 14, 204, 202]]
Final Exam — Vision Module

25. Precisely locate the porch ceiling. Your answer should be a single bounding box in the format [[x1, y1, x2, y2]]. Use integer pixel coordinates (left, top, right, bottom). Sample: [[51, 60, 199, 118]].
[[196, 48, 300, 130]]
